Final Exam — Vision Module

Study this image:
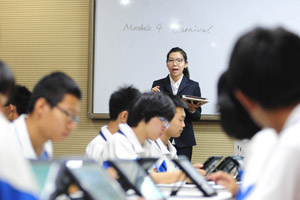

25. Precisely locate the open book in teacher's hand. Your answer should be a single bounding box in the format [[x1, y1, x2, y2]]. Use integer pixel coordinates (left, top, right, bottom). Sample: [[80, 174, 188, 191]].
[[181, 95, 209, 106]]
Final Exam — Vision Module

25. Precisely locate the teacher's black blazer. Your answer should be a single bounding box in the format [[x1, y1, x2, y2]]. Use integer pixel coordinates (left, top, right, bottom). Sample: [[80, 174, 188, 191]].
[[152, 75, 202, 147]]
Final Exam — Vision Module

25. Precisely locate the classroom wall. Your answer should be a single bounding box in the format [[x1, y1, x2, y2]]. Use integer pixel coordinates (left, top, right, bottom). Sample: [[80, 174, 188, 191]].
[[0, 0, 233, 163]]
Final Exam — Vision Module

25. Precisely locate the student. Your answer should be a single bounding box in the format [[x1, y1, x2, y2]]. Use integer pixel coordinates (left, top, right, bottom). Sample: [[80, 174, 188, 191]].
[[12, 72, 82, 160], [102, 92, 176, 162], [102, 92, 203, 184], [208, 71, 278, 197], [0, 61, 38, 199], [2, 84, 31, 122], [151, 47, 202, 161], [209, 27, 300, 199], [85, 85, 141, 164], [145, 94, 188, 172], [217, 72, 261, 140]]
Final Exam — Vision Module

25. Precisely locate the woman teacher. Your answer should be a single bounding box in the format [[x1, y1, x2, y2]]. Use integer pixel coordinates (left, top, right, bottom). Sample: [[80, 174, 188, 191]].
[[151, 47, 202, 161]]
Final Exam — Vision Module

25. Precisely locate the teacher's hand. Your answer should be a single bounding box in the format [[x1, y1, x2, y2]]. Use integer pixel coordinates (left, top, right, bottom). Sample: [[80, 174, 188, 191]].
[[185, 100, 201, 112], [151, 86, 160, 92]]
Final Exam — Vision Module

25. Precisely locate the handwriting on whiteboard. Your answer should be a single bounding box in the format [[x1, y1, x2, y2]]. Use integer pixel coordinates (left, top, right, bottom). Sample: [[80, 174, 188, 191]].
[[123, 22, 213, 34]]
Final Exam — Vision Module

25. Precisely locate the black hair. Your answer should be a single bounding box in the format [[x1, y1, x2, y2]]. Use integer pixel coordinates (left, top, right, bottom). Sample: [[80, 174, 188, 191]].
[[109, 85, 141, 120], [0, 61, 15, 98], [166, 47, 190, 79], [228, 27, 300, 109], [127, 92, 176, 127], [28, 72, 82, 113], [217, 71, 261, 139], [5, 85, 32, 115], [167, 94, 188, 110]]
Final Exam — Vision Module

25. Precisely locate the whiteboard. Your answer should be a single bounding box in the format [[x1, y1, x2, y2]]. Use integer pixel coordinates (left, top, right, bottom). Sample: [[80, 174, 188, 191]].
[[90, 0, 300, 118]]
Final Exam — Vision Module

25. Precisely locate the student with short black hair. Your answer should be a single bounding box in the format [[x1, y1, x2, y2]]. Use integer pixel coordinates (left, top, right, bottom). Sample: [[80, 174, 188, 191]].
[[13, 71, 82, 160], [102, 92, 175, 162], [0, 61, 38, 199], [85, 85, 141, 164], [209, 27, 300, 200], [217, 71, 261, 140], [208, 71, 278, 197], [2, 84, 31, 121], [145, 94, 188, 172]]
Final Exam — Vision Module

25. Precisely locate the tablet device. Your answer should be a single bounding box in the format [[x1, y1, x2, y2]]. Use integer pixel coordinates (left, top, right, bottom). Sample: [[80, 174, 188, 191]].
[[181, 95, 209, 106], [136, 157, 158, 173], [30, 160, 65, 200], [107, 159, 165, 200], [172, 156, 217, 197], [214, 156, 243, 180], [65, 159, 127, 200], [202, 156, 224, 174]]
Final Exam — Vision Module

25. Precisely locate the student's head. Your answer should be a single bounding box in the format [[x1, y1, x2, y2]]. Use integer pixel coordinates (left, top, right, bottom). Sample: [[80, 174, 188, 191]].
[[166, 47, 190, 79], [227, 27, 300, 127], [109, 85, 141, 122], [0, 61, 15, 108], [3, 85, 31, 121], [164, 94, 188, 138], [28, 72, 82, 142], [217, 72, 261, 139], [127, 92, 176, 140]]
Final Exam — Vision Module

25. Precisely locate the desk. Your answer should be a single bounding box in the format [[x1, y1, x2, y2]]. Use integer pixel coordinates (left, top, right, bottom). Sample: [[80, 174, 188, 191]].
[[157, 182, 233, 200]]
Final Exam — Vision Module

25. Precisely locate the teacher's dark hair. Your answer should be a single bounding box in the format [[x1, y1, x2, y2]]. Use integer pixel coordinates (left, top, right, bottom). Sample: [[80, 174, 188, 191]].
[[167, 47, 190, 79], [217, 71, 260, 139]]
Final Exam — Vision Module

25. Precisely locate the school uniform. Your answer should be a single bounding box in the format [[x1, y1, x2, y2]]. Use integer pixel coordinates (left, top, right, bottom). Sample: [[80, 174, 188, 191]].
[[85, 125, 112, 164], [144, 138, 178, 173], [102, 123, 145, 162], [12, 114, 53, 160], [0, 112, 38, 199], [152, 74, 202, 160], [237, 128, 278, 200], [246, 104, 300, 200]]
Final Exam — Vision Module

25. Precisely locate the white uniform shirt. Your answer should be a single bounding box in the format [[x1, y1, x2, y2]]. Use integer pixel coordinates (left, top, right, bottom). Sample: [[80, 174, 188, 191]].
[[169, 74, 183, 95], [102, 123, 145, 162], [246, 103, 300, 200], [0, 112, 38, 198], [85, 125, 112, 164], [12, 114, 53, 160], [144, 138, 178, 172], [238, 128, 278, 199]]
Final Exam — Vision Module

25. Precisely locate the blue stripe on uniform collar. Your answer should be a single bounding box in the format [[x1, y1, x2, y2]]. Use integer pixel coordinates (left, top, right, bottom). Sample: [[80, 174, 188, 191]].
[[118, 129, 135, 151], [99, 130, 107, 141]]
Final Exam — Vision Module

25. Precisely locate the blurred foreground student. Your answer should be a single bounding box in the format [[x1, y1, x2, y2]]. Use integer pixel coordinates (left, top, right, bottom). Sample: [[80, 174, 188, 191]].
[[0, 61, 38, 199], [209, 72, 278, 197], [85, 85, 141, 164], [2, 84, 31, 122], [12, 72, 82, 160], [209, 27, 300, 199]]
